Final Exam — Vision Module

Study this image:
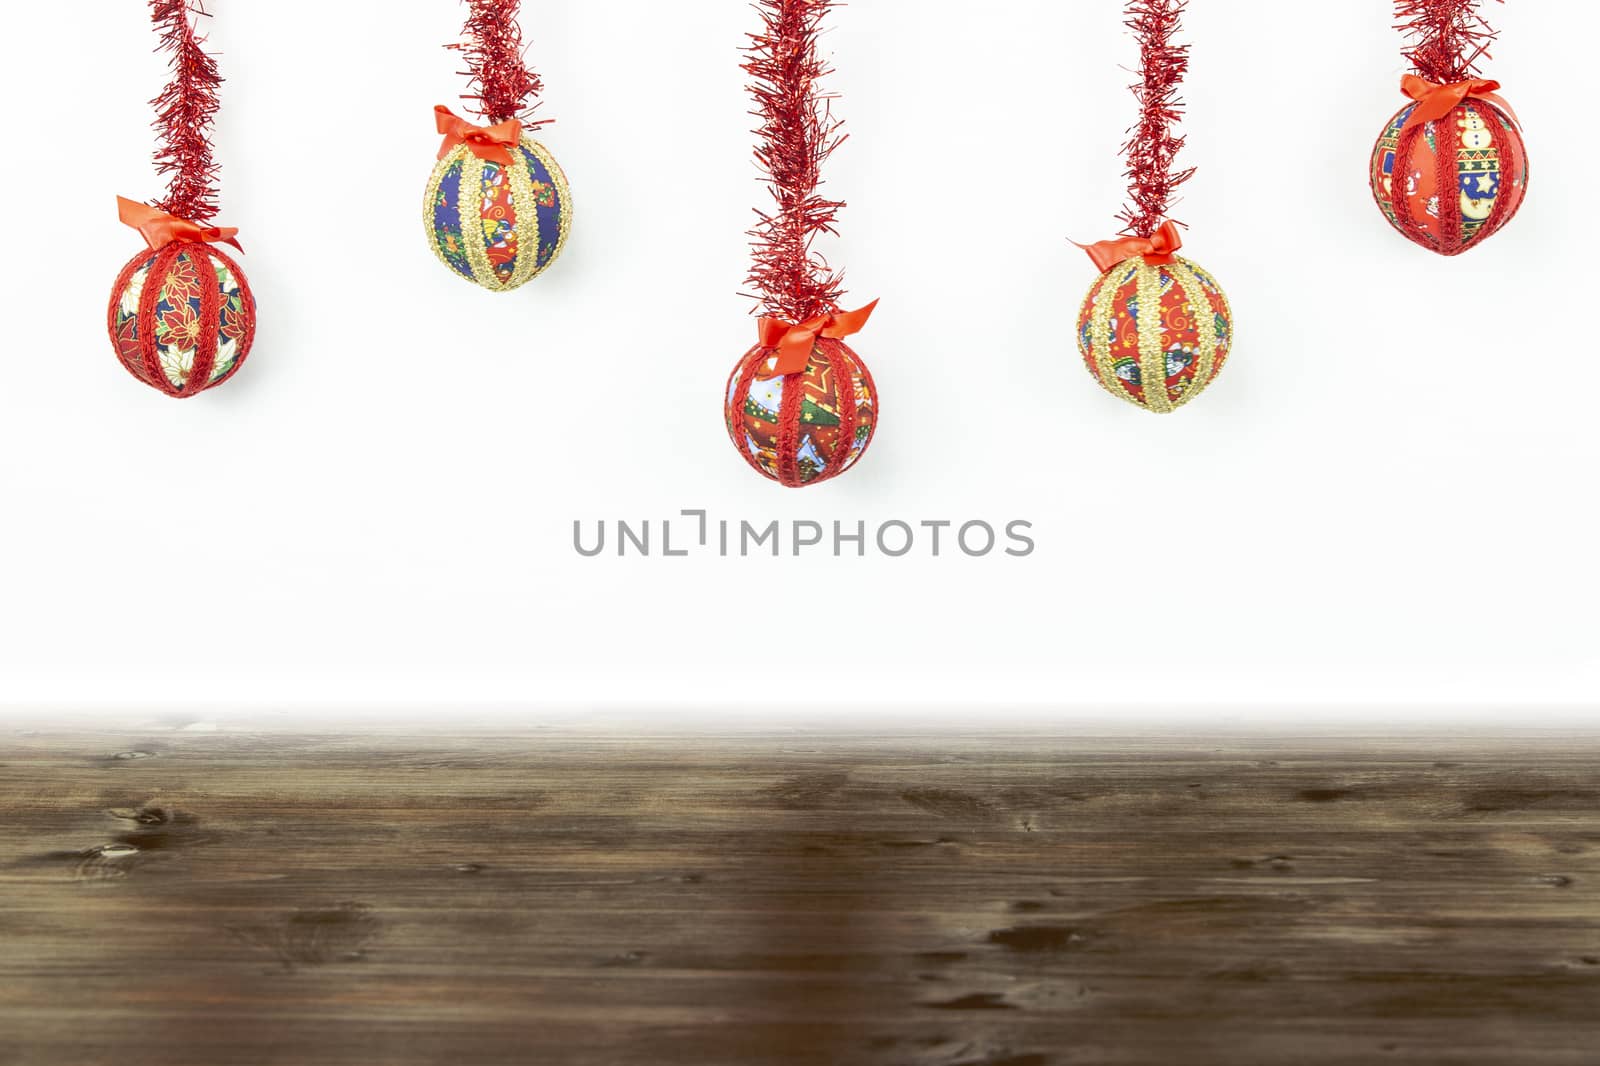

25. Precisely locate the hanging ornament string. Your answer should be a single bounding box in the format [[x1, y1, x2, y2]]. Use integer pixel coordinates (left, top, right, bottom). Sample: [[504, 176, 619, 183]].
[[448, 0, 549, 129], [1393, 1, 1514, 135], [1396, 0, 1500, 85], [146, 0, 223, 226], [743, 0, 850, 326], [1116, 0, 1196, 241]]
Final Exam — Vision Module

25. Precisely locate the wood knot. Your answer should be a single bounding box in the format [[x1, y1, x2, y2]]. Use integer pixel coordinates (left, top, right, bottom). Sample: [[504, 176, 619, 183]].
[[602, 950, 650, 967], [229, 902, 382, 970], [923, 992, 1016, 1011], [987, 925, 1085, 953], [108, 805, 207, 853], [1297, 788, 1355, 803], [900, 789, 998, 821], [74, 843, 141, 881]]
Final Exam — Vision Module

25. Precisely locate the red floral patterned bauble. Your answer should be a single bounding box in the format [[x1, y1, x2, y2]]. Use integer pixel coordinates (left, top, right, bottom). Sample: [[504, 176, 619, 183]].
[[1370, 99, 1528, 256], [1076, 255, 1232, 413], [725, 338, 878, 487], [107, 242, 256, 398]]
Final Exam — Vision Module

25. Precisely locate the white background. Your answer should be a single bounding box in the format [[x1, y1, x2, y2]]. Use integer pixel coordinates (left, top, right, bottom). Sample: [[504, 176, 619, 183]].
[[0, 1, 1593, 725]]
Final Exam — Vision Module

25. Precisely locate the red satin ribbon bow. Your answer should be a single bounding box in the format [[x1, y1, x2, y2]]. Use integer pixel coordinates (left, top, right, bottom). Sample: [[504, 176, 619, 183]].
[[1074, 220, 1183, 274], [1399, 74, 1520, 135], [435, 105, 523, 166], [755, 301, 880, 378], [117, 197, 243, 253]]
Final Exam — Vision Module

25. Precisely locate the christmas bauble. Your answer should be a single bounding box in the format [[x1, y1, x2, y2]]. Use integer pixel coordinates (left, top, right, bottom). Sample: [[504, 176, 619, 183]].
[[726, 338, 878, 487], [107, 241, 255, 398], [1076, 255, 1232, 413], [1370, 99, 1528, 256], [425, 136, 572, 292]]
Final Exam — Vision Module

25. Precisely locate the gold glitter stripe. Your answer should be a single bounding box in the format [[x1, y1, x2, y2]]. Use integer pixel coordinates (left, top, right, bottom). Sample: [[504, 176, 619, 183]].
[[504, 147, 544, 291], [1078, 271, 1108, 390], [1088, 264, 1129, 398], [1077, 270, 1105, 390], [525, 137, 574, 281], [1169, 259, 1217, 411], [1135, 260, 1173, 414], [423, 149, 465, 279], [1198, 265, 1233, 374], [458, 150, 497, 288]]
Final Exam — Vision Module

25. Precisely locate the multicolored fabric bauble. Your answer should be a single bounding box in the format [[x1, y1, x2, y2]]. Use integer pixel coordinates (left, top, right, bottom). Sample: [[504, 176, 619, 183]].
[[731, 0, 881, 488], [110, 1, 254, 399], [108, 227, 255, 398], [427, 1, 569, 293], [726, 331, 878, 488], [1073, 1, 1233, 414], [1370, 84, 1528, 256], [1375, 3, 1528, 255], [1076, 242, 1231, 414], [426, 109, 572, 292]]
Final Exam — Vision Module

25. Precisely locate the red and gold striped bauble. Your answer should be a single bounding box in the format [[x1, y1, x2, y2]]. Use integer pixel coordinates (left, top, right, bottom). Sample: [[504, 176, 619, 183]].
[[725, 338, 878, 488], [1076, 253, 1233, 414], [107, 240, 256, 398]]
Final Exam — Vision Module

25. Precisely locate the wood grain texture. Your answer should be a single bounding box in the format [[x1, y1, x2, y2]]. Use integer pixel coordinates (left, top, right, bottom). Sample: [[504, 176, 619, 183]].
[[2, 730, 1600, 1066]]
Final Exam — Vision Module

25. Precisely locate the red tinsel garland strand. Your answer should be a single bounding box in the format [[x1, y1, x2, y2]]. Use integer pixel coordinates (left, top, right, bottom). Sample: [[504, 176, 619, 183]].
[[1396, 0, 1500, 84], [450, 0, 547, 127], [743, 0, 847, 324], [149, 0, 222, 224], [1117, 0, 1196, 240]]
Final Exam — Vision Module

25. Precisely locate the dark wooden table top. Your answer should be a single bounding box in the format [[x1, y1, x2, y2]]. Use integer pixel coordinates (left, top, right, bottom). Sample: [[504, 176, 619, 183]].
[[3, 729, 1599, 1065]]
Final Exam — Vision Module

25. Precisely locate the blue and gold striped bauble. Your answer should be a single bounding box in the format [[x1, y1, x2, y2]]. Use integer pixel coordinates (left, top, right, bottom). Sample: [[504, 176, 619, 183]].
[[424, 136, 572, 293]]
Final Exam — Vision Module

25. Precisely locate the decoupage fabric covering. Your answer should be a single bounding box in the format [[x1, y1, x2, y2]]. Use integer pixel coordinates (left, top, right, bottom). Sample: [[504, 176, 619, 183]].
[[1077, 256, 1231, 413], [107, 242, 255, 397], [725, 339, 877, 487], [1371, 100, 1528, 256], [426, 138, 572, 291]]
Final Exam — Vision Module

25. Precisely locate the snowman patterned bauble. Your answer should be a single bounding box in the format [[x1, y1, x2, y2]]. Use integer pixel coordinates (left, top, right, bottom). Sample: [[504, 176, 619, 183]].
[[1076, 253, 1232, 414], [1371, 93, 1528, 257]]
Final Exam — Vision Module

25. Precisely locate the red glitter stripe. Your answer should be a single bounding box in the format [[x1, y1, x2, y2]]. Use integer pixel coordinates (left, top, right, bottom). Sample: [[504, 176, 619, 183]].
[[853, 354, 878, 470], [729, 351, 771, 482], [188, 248, 221, 394], [1436, 105, 1463, 254], [775, 362, 805, 487], [209, 246, 255, 388], [107, 253, 149, 383], [810, 343, 857, 488], [136, 245, 182, 393], [1392, 122, 1434, 251], [1475, 104, 1522, 246]]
